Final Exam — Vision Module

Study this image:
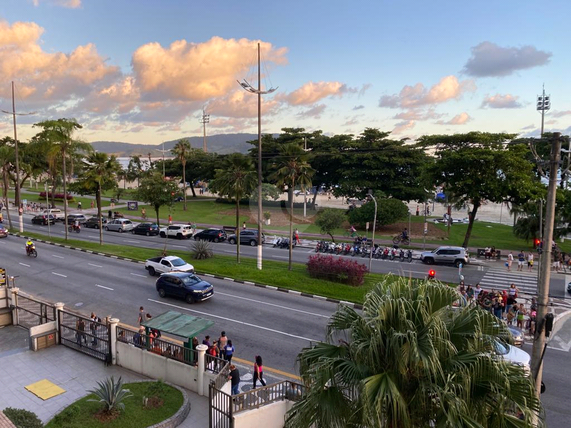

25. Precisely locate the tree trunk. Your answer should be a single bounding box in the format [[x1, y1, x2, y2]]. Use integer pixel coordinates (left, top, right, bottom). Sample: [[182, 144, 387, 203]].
[[182, 161, 187, 211], [289, 181, 294, 271], [236, 200, 241, 264], [62, 149, 68, 241], [462, 201, 480, 248], [155, 205, 160, 228], [96, 187, 103, 245], [310, 187, 318, 208], [191, 186, 197, 198]]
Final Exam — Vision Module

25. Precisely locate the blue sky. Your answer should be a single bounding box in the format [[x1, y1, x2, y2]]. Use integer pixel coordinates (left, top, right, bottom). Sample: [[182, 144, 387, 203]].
[[0, 0, 569, 145]]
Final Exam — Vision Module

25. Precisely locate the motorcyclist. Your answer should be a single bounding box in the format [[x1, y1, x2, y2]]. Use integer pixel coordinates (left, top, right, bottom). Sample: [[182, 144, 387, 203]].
[[26, 239, 34, 254], [402, 228, 409, 240]]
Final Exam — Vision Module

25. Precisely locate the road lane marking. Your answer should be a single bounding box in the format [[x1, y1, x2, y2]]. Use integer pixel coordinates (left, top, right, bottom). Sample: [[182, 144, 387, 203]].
[[95, 284, 114, 291], [19, 262, 30, 267], [171, 244, 186, 248], [273, 255, 289, 259], [52, 272, 67, 278], [130, 273, 147, 278], [88, 263, 103, 268], [52, 255, 64, 259], [215, 291, 330, 318], [86, 235, 98, 239], [148, 298, 320, 342], [124, 240, 140, 243]]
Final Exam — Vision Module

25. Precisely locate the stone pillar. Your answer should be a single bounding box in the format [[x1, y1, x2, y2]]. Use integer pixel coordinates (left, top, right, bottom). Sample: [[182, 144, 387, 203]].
[[54, 302, 64, 343], [196, 344, 208, 396], [109, 318, 119, 365], [10, 287, 19, 326]]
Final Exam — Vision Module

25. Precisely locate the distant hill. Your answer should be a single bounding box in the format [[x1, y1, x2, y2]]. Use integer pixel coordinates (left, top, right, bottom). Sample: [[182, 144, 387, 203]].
[[90, 133, 260, 156]]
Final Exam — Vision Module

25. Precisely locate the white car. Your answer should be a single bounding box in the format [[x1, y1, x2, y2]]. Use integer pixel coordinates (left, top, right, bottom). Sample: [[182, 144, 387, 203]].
[[494, 339, 531, 374], [159, 224, 194, 239]]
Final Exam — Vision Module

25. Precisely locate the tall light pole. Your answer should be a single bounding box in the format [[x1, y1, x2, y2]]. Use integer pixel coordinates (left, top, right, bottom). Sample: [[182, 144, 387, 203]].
[[367, 190, 377, 272], [238, 43, 277, 270], [156, 142, 167, 178], [537, 85, 550, 137], [200, 108, 210, 152]]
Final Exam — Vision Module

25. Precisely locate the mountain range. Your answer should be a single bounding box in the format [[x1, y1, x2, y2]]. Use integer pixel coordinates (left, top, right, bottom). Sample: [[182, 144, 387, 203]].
[[90, 133, 259, 156]]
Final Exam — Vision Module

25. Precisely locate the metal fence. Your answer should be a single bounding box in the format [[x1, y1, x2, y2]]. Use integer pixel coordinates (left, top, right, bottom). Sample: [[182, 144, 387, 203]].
[[210, 358, 231, 390], [232, 380, 305, 414], [117, 326, 198, 366], [58, 310, 110, 363], [15, 292, 56, 329], [205, 353, 228, 375], [209, 382, 233, 428]]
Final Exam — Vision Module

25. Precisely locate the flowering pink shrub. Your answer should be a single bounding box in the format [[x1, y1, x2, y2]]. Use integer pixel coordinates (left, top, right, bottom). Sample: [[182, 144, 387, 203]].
[[307, 254, 368, 286], [39, 192, 74, 201]]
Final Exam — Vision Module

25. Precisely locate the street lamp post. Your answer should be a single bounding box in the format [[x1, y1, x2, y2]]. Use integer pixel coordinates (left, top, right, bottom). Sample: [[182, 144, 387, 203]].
[[367, 191, 378, 272], [536, 85, 550, 137]]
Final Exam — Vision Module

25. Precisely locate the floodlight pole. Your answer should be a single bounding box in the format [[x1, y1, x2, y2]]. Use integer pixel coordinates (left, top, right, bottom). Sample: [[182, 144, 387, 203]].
[[237, 43, 278, 270], [367, 191, 377, 272], [537, 85, 550, 138], [200, 108, 210, 152]]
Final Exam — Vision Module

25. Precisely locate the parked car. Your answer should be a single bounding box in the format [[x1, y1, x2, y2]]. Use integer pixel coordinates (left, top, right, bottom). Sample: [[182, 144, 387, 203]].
[[193, 228, 227, 243], [132, 222, 160, 236], [0, 225, 7, 238], [105, 218, 134, 233], [493, 338, 530, 373], [156, 272, 214, 303], [65, 214, 88, 224], [159, 224, 194, 239], [227, 229, 265, 246], [83, 217, 108, 229], [145, 256, 195, 276], [31, 214, 56, 225], [420, 246, 469, 267]]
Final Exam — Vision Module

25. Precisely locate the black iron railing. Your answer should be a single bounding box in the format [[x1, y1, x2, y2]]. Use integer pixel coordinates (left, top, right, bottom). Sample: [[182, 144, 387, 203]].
[[232, 380, 304, 413]]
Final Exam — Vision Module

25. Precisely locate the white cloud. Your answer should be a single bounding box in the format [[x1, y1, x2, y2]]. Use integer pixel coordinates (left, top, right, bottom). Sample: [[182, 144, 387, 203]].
[[393, 109, 443, 121], [552, 110, 571, 118], [440, 112, 471, 125], [353, 105, 364, 110], [392, 120, 415, 134], [379, 76, 476, 109], [296, 104, 326, 119], [481, 93, 522, 109], [33, 0, 82, 8], [279, 81, 349, 106], [463, 42, 551, 77]]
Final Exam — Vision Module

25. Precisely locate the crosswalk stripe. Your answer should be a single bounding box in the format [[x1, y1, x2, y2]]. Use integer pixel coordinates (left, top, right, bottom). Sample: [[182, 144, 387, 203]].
[[478, 268, 538, 295]]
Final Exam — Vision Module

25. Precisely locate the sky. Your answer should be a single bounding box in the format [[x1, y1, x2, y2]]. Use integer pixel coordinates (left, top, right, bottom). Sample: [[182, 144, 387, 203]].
[[0, 0, 570, 146]]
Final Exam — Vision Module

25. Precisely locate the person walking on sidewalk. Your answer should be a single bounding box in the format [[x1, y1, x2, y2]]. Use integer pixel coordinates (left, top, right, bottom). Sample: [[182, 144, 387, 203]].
[[168, 214, 173, 225], [253, 355, 267, 388], [294, 228, 300, 245], [90, 313, 99, 346], [218, 331, 228, 360], [506, 252, 514, 272], [224, 340, 235, 363], [229, 365, 241, 395], [141, 208, 146, 220], [527, 252, 534, 272]]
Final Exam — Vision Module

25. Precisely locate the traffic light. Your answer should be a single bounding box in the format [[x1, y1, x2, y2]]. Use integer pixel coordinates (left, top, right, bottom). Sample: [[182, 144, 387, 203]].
[[534, 238, 540, 249], [428, 269, 436, 280]]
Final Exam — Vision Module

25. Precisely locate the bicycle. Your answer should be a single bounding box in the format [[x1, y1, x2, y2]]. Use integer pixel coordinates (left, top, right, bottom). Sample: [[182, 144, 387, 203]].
[[344, 229, 358, 238], [392, 235, 410, 246]]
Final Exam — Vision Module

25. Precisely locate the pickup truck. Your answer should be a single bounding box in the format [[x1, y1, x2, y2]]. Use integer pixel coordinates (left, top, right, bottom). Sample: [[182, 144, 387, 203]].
[[144, 256, 195, 276]]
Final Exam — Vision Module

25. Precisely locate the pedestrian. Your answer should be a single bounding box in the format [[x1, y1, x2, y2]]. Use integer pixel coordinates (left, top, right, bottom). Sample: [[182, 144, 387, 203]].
[[76, 318, 87, 346], [168, 214, 172, 225], [416, 205, 420, 216], [209, 341, 220, 371], [90, 313, 98, 346], [108, 210, 112, 219], [202, 335, 211, 347], [508, 283, 519, 301], [473, 283, 482, 300], [527, 252, 534, 272], [138, 306, 145, 325], [517, 250, 525, 271], [90, 200, 94, 209], [506, 252, 513, 272], [224, 340, 235, 363], [507, 304, 518, 325], [253, 355, 266, 388], [228, 364, 240, 395], [141, 208, 146, 220], [78, 201, 82, 211], [294, 228, 300, 245], [192, 337, 199, 365], [466, 285, 474, 302], [243, 222, 247, 230], [517, 303, 526, 329], [218, 331, 228, 360]]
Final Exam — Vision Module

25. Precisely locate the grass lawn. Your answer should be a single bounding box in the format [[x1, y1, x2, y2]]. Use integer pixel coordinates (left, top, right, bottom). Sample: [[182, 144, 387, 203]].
[[7, 190, 113, 209], [45, 381, 183, 428]]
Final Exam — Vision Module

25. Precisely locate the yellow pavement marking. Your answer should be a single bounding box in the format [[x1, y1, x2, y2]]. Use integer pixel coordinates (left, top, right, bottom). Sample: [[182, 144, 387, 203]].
[[25, 379, 66, 400], [121, 322, 301, 381]]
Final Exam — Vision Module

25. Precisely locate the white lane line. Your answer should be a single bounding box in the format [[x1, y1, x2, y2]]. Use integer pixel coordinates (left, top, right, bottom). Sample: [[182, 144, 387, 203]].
[[86, 235, 98, 239], [95, 284, 114, 291], [171, 244, 186, 248], [52, 254, 64, 259], [130, 273, 147, 278], [215, 291, 330, 318], [124, 240, 140, 243], [88, 263, 103, 268], [273, 255, 289, 259], [148, 298, 319, 342], [52, 272, 67, 278], [19, 262, 30, 267]]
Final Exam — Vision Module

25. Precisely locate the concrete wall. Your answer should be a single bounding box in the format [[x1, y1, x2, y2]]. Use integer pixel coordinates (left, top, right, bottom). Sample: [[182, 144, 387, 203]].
[[29, 321, 57, 337], [234, 401, 288, 428], [0, 287, 8, 309], [116, 342, 200, 393]]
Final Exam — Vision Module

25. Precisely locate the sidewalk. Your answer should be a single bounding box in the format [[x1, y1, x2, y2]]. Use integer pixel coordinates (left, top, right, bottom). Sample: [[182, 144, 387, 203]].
[[0, 326, 208, 427]]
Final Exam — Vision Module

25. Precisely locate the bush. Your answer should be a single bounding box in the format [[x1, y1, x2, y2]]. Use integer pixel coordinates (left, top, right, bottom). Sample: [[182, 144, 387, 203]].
[[307, 254, 368, 286], [3, 408, 43, 428], [38, 192, 74, 201], [192, 239, 214, 260], [51, 404, 80, 425], [87, 376, 133, 413]]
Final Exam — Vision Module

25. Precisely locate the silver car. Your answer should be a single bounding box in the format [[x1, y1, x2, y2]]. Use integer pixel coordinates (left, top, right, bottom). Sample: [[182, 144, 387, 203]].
[[420, 246, 469, 267], [105, 219, 134, 233]]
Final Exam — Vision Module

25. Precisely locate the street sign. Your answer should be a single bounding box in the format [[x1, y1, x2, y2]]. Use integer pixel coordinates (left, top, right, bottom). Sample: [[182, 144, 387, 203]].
[[127, 201, 138, 211], [0, 268, 6, 286]]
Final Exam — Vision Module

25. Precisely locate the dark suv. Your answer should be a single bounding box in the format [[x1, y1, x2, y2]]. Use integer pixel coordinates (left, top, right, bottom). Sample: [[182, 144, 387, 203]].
[[227, 229, 265, 246], [132, 222, 160, 236], [155, 272, 214, 303], [193, 228, 227, 242]]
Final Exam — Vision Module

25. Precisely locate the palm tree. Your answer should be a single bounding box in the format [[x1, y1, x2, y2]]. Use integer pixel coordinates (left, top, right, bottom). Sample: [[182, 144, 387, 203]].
[[171, 139, 192, 211], [286, 277, 543, 428], [0, 145, 14, 229], [33, 119, 88, 240], [209, 154, 256, 263], [271, 143, 314, 270], [74, 152, 122, 244]]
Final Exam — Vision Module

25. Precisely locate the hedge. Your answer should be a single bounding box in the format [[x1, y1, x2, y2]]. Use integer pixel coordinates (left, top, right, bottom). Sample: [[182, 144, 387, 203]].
[[307, 254, 368, 286]]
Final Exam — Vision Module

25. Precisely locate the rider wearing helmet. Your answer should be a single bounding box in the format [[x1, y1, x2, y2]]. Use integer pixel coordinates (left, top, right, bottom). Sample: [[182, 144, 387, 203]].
[[26, 239, 34, 254]]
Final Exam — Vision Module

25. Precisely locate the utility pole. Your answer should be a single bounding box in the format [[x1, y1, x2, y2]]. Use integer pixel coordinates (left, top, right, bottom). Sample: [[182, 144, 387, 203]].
[[367, 190, 377, 273], [530, 133, 562, 397], [303, 136, 308, 218], [200, 108, 210, 152], [536, 85, 550, 137], [238, 43, 277, 270]]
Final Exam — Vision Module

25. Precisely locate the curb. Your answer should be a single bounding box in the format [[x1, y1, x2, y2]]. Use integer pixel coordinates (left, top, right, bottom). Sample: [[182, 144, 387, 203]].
[[551, 308, 571, 339], [11, 233, 364, 311]]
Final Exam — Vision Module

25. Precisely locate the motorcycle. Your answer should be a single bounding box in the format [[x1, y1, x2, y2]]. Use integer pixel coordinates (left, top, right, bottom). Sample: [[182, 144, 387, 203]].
[[406, 249, 413, 263], [381, 247, 389, 260], [315, 241, 322, 252], [26, 244, 38, 258], [68, 224, 81, 233], [399, 249, 405, 262]]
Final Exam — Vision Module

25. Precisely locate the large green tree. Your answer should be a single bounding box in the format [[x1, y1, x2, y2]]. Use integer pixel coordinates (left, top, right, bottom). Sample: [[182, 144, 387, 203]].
[[286, 277, 543, 428], [209, 154, 257, 263], [419, 132, 540, 248], [171, 139, 192, 211], [71, 152, 122, 244], [271, 143, 314, 270], [347, 193, 409, 229], [136, 172, 179, 226], [315, 208, 347, 242]]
